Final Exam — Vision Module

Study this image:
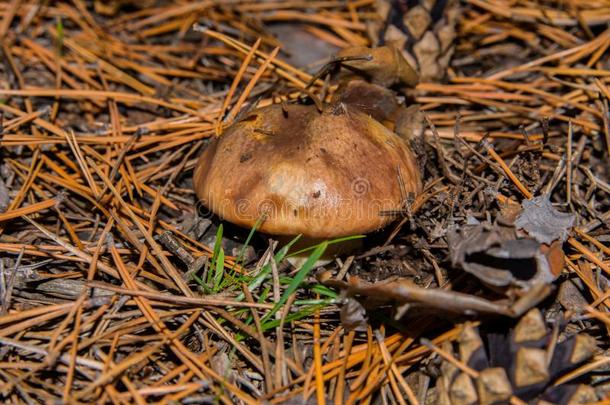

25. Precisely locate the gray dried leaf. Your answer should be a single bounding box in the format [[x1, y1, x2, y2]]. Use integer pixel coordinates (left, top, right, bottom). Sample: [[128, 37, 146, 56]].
[[515, 196, 575, 245]]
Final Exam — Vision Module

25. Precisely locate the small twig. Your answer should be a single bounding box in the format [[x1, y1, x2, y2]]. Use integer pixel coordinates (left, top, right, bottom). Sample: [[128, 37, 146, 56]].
[[425, 114, 460, 185], [0, 248, 24, 315], [484, 140, 533, 199]]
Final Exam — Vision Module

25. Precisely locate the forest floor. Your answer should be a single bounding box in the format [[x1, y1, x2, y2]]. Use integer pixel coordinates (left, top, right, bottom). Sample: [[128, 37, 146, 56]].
[[0, 1, 609, 404]]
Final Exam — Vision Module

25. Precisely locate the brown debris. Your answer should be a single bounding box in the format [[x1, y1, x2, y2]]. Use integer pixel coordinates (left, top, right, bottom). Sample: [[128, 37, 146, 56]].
[[513, 307, 547, 343], [322, 274, 552, 318], [339, 296, 368, 332], [334, 44, 419, 87]]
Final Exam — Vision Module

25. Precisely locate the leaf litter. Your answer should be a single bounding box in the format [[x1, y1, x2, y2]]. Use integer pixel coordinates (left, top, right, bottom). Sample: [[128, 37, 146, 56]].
[[0, 0, 609, 404]]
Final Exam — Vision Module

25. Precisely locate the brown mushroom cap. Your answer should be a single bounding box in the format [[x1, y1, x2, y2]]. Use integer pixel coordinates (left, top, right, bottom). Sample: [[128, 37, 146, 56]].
[[194, 103, 422, 238]]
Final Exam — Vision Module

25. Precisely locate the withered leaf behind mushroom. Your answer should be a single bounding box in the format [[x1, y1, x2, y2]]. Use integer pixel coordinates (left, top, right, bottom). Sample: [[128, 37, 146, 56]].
[[333, 44, 419, 87]]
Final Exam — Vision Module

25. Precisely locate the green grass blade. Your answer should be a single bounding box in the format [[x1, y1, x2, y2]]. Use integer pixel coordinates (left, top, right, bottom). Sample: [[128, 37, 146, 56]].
[[234, 215, 264, 267], [234, 234, 302, 301], [191, 273, 213, 294], [55, 16, 64, 56], [207, 224, 223, 285], [287, 234, 364, 257], [261, 240, 328, 323], [310, 284, 338, 298], [213, 246, 225, 291], [261, 303, 326, 331]]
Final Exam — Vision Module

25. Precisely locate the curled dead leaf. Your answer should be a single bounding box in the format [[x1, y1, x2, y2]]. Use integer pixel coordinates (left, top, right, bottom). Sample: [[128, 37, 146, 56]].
[[447, 221, 562, 291]]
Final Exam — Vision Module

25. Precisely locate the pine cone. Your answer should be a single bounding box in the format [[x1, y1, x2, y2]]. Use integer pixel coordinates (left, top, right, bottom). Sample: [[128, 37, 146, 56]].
[[372, 0, 460, 82], [435, 309, 598, 405]]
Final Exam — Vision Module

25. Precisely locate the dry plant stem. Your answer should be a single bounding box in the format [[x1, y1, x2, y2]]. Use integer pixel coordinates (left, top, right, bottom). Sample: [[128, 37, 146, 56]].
[[198, 28, 315, 87], [375, 330, 418, 405], [314, 307, 326, 405], [225, 45, 281, 124], [270, 325, 469, 400], [347, 327, 374, 398], [0, 88, 208, 119], [0, 0, 20, 39], [62, 300, 83, 401], [216, 37, 262, 135], [426, 114, 460, 185], [86, 157, 193, 295], [568, 238, 610, 276], [243, 285, 274, 394], [334, 330, 355, 404], [104, 243, 255, 404], [0, 335, 104, 370], [277, 293, 297, 390], [0, 248, 23, 315], [567, 121, 573, 205], [485, 142, 533, 199], [553, 354, 610, 386], [24, 217, 170, 290], [305, 325, 344, 401], [87, 282, 273, 309]]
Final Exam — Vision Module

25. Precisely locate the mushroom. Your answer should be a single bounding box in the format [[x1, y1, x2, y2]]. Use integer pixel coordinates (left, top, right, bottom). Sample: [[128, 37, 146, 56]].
[[193, 46, 423, 265]]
